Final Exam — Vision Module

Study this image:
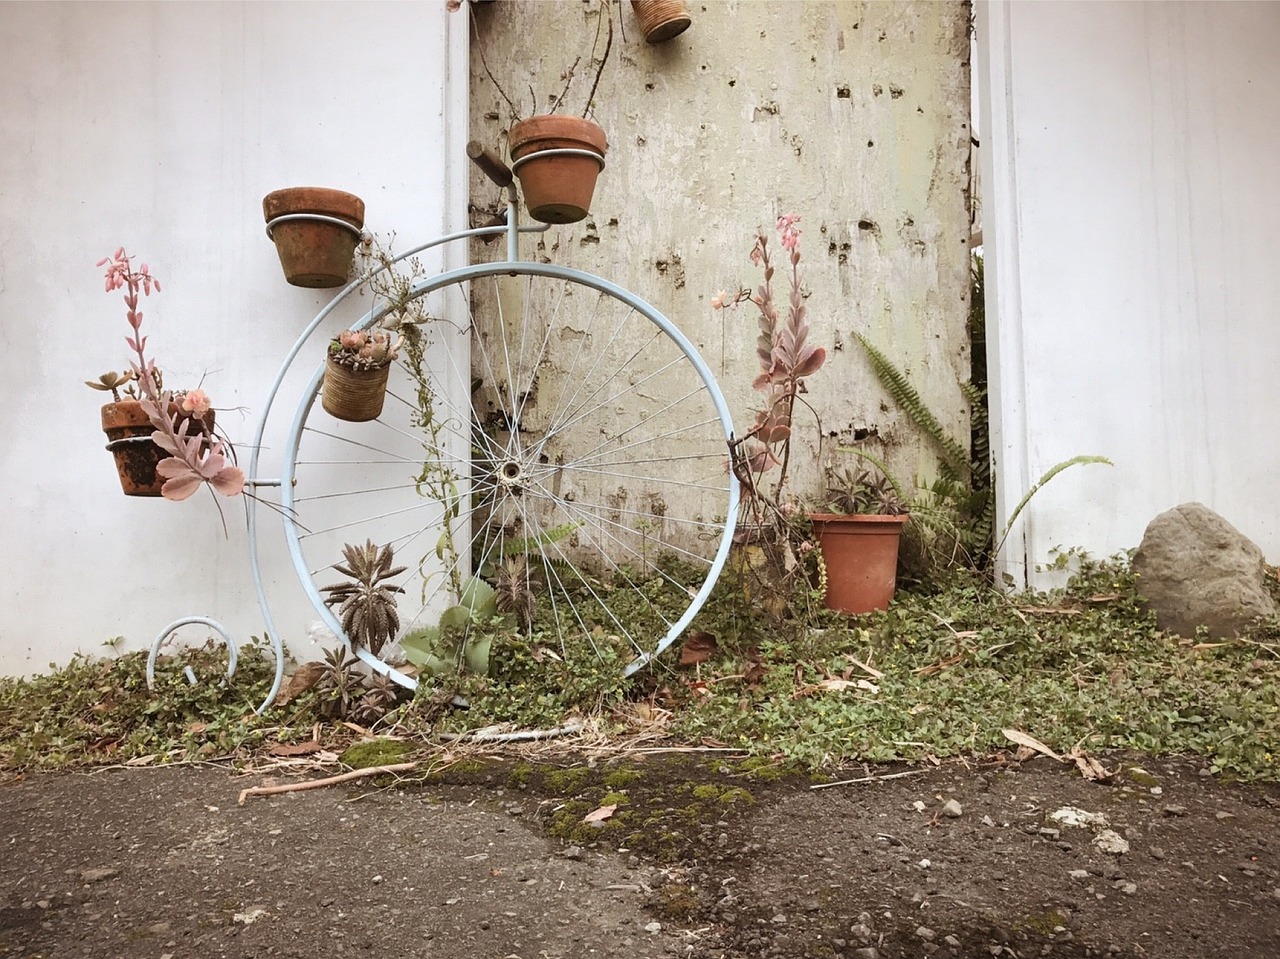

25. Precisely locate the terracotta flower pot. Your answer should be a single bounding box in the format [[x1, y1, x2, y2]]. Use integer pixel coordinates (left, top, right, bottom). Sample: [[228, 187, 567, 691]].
[[100, 400, 215, 497], [322, 356, 392, 422], [809, 513, 909, 614], [508, 115, 607, 224], [263, 187, 365, 288], [632, 0, 691, 43]]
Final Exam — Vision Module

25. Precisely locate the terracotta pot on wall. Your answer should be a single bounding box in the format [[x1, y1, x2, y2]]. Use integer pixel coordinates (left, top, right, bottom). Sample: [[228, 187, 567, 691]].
[[263, 187, 365, 288], [100, 400, 215, 496], [808, 513, 909, 614], [507, 115, 608, 225], [632, 0, 691, 44]]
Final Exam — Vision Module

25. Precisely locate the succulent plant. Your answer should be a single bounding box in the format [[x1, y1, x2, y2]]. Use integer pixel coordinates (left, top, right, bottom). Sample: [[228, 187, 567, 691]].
[[328, 328, 401, 371], [824, 466, 908, 516], [320, 541, 406, 655], [315, 645, 363, 720], [351, 671, 401, 726], [494, 556, 539, 633]]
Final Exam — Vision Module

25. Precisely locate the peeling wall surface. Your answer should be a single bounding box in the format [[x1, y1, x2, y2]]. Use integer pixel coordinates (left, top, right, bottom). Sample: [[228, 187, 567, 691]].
[[0, 3, 466, 674], [468, 0, 973, 506], [978, 1, 1280, 585]]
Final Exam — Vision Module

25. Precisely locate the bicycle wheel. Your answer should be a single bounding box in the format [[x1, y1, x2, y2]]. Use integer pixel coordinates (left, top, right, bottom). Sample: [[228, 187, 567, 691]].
[[281, 261, 739, 685]]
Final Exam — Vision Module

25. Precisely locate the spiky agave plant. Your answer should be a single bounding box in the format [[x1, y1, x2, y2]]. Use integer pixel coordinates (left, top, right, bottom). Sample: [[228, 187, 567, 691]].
[[320, 541, 406, 655], [315, 645, 363, 720], [351, 671, 401, 726], [494, 556, 539, 633]]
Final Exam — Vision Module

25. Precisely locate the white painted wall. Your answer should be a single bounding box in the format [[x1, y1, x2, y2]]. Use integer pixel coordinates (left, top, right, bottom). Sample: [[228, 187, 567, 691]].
[[977, 0, 1280, 585], [0, 1, 467, 674]]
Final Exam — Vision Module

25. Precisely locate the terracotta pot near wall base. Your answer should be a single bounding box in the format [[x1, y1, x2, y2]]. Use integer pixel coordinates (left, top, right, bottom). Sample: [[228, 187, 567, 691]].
[[809, 513, 909, 614], [101, 400, 215, 496], [263, 187, 365, 288], [632, 0, 691, 43], [508, 116, 607, 224]]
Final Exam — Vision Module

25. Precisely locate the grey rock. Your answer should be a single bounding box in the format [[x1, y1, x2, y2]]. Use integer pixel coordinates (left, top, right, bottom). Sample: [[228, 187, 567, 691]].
[[852, 950, 880, 959], [849, 922, 874, 945], [916, 925, 936, 940], [941, 799, 963, 818], [1132, 502, 1276, 638], [78, 868, 119, 884]]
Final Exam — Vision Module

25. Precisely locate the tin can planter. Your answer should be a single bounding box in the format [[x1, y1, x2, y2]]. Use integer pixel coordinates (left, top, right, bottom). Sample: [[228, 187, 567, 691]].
[[101, 400, 215, 496], [632, 0, 691, 43], [808, 513, 909, 614], [508, 115, 607, 224], [322, 357, 392, 422], [263, 187, 365, 288]]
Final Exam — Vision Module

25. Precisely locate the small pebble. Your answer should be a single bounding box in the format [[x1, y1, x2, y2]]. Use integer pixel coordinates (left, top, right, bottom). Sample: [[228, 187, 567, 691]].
[[644, 921, 662, 934], [916, 925, 936, 940], [372, 875, 383, 885], [941, 799, 963, 818]]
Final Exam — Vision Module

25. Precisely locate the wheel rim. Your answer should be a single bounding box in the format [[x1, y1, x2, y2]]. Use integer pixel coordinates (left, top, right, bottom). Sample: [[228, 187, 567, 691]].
[[281, 261, 739, 685]]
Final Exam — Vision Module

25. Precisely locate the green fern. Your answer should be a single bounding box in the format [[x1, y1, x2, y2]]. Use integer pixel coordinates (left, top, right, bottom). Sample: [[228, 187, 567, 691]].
[[853, 332, 971, 480]]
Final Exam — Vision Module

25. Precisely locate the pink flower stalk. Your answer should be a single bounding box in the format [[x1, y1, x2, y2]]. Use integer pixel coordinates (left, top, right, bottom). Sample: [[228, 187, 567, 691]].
[[98, 249, 244, 501], [718, 215, 826, 506]]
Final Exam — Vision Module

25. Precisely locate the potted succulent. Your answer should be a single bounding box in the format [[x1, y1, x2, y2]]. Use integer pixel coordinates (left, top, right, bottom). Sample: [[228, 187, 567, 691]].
[[88, 248, 244, 501], [808, 466, 910, 614], [322, 328, 402, 422], [262, 187, 366, 288]]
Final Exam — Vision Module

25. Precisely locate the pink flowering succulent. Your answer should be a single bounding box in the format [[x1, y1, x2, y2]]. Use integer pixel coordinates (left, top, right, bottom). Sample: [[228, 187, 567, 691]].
[[716, 215, 826, 505], [92, 248, 244, 502]]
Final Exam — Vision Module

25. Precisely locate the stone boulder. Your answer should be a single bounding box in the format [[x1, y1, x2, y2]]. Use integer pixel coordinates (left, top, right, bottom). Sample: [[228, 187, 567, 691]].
[[1132, 502, 1276, 638]]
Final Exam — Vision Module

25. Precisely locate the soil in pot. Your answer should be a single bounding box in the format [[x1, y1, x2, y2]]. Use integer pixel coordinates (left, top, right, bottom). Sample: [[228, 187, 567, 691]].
[[809, 513, 908, 614], [508, 116, 607, 225], [263, 187, 365, 288]]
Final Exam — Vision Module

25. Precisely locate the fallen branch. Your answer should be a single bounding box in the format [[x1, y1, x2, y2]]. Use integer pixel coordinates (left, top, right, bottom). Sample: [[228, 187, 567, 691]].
[[810, 769, 929, 790], [237, 762, 419, 805]]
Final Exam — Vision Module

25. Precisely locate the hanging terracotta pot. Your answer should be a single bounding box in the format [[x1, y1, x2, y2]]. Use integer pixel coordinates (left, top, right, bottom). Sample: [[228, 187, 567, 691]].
[[508, 115, 607, 224], [632, 0, 691, 44], [263, 187, 365, 288], [100, 400, 215, 496], [808, 513, 909, 614], [322, 357, 392, 422]]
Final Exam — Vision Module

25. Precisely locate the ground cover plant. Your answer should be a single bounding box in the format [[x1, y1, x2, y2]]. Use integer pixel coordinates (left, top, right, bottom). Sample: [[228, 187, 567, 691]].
[[2, 555, 1278, 783]]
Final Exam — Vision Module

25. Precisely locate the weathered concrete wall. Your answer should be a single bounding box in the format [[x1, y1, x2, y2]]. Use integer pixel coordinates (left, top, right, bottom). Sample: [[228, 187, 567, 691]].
[[468, 0, 973, 502]]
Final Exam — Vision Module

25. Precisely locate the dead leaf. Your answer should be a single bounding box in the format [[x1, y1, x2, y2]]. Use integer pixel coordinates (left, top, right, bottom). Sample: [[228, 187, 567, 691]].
[[274, 661, 327, 706], [679, 630, 718, 666], [267, 741, 325, 758], [582, 804, 617, 824], [1067, 748, 1115, 782], [1002, 728, 1063, 762], [843, 655, 885, 680], [794, 678, 878, 698]]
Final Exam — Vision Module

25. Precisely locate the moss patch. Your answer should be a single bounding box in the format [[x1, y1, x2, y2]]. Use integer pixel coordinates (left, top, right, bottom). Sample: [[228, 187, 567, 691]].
[[338, 738, 412, 769]]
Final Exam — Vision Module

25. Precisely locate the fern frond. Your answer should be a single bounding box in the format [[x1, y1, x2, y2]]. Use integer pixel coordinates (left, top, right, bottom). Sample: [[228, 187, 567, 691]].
[[995, 455, 1113, 556], [854, 333, 970, 479]]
